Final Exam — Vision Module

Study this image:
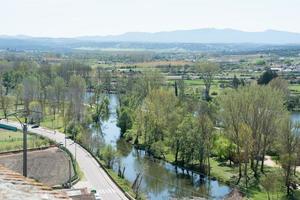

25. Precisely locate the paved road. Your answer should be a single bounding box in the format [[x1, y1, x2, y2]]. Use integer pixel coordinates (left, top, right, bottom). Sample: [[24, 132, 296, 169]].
[[0, 120, 129, 200]]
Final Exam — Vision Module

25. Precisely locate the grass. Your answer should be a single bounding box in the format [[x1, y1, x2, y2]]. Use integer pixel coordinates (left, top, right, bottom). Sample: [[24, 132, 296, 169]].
[[0, 128, 51, 152], [75, 161, 85, 181], [40, 115, 65, 132], [209, 158, 237, 183], [289, 84, 300, 94]]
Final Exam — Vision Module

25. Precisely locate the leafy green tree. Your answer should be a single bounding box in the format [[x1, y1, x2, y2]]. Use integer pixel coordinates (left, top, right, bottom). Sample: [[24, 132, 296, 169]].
[[99, 144, 117, 168], [257, 68, 278, 85], [219, 85, 286, 181], [279, 118, 300, 196], [213, 136, 235, 164], [232, 75, 241, 89], [2, 71, 15, 95], [261, 172, 283, 200], [269, 77, 289, 98], [117, 107, 133, 136], [195, 113, 214, 175], [172, 114, 192, 164]]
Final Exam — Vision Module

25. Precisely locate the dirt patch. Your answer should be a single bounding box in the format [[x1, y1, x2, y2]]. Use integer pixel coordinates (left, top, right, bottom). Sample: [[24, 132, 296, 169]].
[[224, 188, 244, 200], [0, 147, 74, 187], [264, 156, 280, 168]]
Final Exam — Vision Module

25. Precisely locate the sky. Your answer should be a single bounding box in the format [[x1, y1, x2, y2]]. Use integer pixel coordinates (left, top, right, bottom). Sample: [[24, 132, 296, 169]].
[[0, 0, 299, 37]]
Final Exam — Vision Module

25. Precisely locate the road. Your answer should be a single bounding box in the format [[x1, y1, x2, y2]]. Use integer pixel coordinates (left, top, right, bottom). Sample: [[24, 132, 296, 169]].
[[0, 120, 129, 200]]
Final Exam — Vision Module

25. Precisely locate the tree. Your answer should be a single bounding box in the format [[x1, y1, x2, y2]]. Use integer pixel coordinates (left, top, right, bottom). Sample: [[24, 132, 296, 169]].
[[195, 113, 214, 175], [219, 88, 245, 182], [174, 114, 195, 166], [23, 76, 39, 115], [239, 123, 253, 187], [53, 76, 66, 114], [197, 62, 219, 101], [269, 77, 289, 98], [117, 107, 133, 136], [2, 71, 15, 95], [28, 101, 42, 124], [99, 144, 117, 168], [177, 78, 185, 100], [261, 172, 283, 200], [0, 84, 13, 119], [68, 75, 86, 122], [168, 106, 185, 163], [219, 85, 286, 181], [257, 68, 278, 85], [232, 75, 241, 89], [279, 118, 299, 196], [46, 85, 56, 120], [13, 84, 24, 111]]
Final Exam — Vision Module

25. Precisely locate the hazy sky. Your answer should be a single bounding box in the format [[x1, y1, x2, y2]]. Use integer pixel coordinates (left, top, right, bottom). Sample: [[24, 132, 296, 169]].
[[1, 0, 299, 37]]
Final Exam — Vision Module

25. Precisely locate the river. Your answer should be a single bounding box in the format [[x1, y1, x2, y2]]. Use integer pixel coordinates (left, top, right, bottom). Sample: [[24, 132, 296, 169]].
[[95, 95, 231, 200]]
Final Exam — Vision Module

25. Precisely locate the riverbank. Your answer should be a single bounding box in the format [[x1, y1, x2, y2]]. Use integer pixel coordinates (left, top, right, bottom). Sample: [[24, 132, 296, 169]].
[[130, 141, 295, 200]]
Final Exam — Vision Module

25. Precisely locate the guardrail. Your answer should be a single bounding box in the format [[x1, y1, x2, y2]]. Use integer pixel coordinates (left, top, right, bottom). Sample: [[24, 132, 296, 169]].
[[55, 145, 80, 189], [0, 123, 18, 131], [76, 142, 136, 200]]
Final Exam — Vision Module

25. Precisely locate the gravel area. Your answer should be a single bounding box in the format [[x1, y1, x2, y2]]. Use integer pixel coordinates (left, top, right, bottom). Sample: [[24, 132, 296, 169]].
[[0, 147, 75, 186]]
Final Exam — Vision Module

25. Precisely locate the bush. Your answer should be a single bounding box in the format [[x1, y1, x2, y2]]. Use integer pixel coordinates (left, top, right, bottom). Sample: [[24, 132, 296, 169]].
[[213, 136, 235, 161], [99, 144, 117, 168], [211, 91, 218, 96], [150, 141, 165, 158]]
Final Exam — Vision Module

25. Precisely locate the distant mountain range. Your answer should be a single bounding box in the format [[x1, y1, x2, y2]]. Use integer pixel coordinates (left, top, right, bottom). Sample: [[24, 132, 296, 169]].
[[76, 28, 300, 44], [1, 28, 300, 44], [1, 28, 300, 52]]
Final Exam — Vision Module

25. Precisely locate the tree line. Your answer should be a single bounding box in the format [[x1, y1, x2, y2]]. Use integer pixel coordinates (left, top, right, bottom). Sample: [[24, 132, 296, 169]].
[[117, 64, 300, 198]]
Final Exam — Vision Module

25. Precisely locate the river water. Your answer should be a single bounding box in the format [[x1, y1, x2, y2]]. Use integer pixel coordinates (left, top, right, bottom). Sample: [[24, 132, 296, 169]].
[[94, 95, 231, 200], [291, 112, 300, 123]]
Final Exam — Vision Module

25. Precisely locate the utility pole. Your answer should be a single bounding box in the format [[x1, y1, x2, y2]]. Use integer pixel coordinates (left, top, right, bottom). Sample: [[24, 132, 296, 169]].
[[68, 159, 72, 187], [23, 117, 28, 177], [75, 142, 77, 162], [6, 110, 40, 177]]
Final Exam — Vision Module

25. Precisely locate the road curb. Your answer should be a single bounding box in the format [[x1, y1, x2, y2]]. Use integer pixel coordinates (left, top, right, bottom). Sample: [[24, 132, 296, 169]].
[[76, 142, 135, 200]]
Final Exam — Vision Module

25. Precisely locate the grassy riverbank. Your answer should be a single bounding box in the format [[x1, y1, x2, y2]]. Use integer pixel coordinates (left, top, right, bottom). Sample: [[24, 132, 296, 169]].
[[134, 142, 297, 200]]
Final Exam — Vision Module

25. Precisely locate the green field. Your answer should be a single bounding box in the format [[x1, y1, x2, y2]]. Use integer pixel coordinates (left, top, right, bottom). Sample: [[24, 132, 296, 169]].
[[0, 129, 51, 152], [289, 84, 300, 94]]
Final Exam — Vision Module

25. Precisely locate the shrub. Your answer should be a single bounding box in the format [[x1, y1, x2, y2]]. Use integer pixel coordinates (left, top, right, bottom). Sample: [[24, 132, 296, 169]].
[[99, 144, 117, 168]]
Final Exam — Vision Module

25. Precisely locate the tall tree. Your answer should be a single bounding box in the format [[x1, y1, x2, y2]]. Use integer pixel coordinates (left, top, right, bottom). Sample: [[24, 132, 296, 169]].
[[68, 75, 86, 122], [197, 62, 219, 101], [280, 118, 300, 196], [53, 76, 66, 114], [219, 85, 286, 180], [13, 84, 24, 111], [23, 76, 39, 115]]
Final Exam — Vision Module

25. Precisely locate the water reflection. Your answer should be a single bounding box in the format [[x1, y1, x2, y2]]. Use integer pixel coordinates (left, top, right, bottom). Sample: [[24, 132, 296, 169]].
[[93, 95, 231, 199]]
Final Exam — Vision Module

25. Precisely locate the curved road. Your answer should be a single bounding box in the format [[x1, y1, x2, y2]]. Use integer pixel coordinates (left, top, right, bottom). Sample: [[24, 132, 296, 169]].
[[0, 120, 129, 200]]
